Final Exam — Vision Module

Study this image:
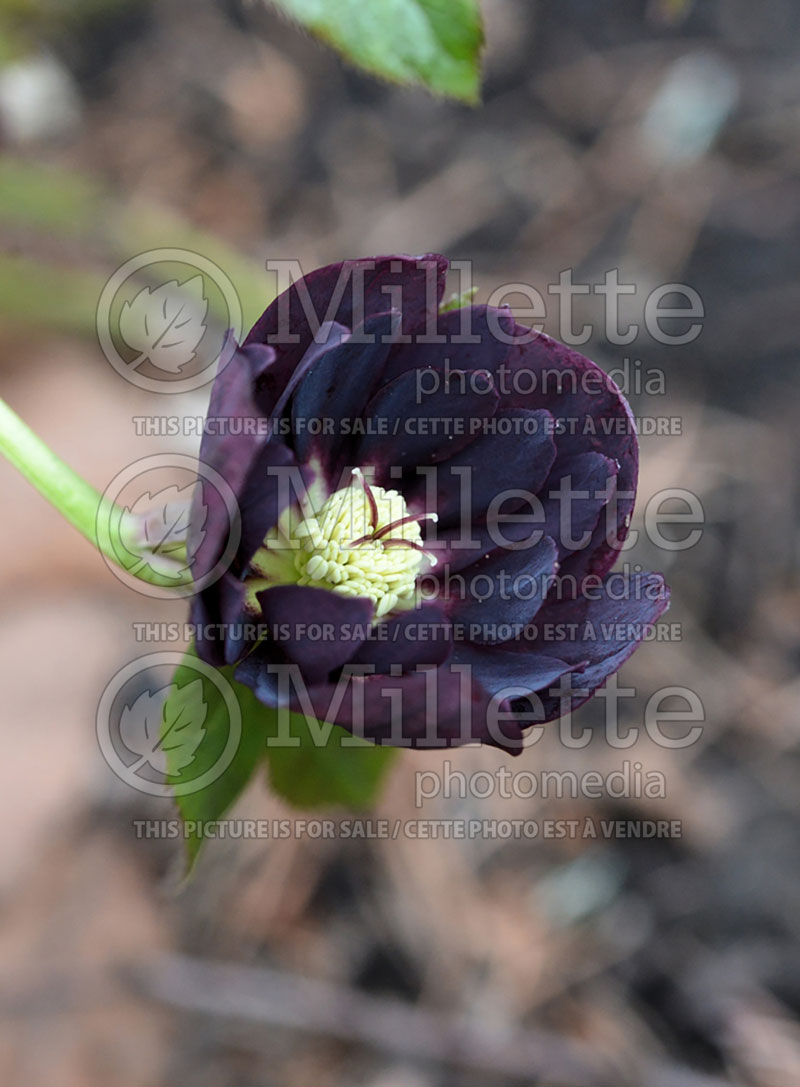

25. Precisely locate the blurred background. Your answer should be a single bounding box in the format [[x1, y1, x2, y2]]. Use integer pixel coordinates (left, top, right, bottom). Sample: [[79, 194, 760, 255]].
[[1, 1, 800, 1084]]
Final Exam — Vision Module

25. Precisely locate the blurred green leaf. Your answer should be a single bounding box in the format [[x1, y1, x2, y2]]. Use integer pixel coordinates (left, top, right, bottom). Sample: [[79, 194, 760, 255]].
[[267, 0, 483, 103], [266, 711, 397, 810]]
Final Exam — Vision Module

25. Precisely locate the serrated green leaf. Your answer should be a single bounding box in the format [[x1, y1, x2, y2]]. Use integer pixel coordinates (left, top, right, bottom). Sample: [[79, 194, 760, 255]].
[[164, 646, 399, 868], [163, 646, 274, 869], [266, 710, 398, 809], [160, 678, 207, 773], [267, 0, 483, 103]]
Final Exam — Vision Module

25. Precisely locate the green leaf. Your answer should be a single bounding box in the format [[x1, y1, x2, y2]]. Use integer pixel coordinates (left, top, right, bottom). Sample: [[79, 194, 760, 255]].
[[163, 646, 399, 867], [266, 710, 398, 809], [122, 680, 206, 776], [163, 646, 274, 869], [267, 0, 483, 104], [157, 679, 207, 772]]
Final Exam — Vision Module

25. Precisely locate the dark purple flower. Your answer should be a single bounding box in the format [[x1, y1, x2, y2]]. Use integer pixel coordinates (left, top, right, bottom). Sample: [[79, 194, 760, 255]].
[[190, 254, 669, 752]]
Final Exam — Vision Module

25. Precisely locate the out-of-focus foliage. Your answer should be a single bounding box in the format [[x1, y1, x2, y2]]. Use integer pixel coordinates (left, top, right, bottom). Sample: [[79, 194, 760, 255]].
[[1, 0, 484, 99], [0, 158, 271, 336]]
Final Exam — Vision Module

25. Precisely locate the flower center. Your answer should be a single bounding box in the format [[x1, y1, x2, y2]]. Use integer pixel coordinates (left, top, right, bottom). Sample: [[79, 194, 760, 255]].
[[288, 469, 436, 619]]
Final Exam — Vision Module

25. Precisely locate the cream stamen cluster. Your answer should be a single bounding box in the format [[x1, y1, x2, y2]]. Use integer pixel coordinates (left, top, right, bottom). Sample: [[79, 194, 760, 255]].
[[289, 469, 436, 618]]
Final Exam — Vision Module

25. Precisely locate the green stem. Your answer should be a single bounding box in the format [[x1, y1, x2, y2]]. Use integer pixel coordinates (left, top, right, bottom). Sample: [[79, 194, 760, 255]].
[[0, 395, 194, 589]]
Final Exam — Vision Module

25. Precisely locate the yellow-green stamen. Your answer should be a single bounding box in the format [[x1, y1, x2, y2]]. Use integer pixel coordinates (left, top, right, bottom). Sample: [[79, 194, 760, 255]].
[[249, 469, 437, 620]]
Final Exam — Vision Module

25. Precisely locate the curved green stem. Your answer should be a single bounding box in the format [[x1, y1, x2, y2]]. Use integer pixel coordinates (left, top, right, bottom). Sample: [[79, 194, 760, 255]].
[[0, 395, 194, 589]]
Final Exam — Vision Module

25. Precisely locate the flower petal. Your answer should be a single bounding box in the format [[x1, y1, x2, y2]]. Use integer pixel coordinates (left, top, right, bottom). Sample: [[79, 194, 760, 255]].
[[190, 338, 276, 582], [356, 367, 499, 478], [412, 408, 556, 527], [349, 603, 453, 673], [246, 255, 448, 416], [380, 304, 511, 387], [291, 310, 402, 481], [539, 451, 619, 573], [239, 585, 374, 686], [486, 315, 638, 580], [514, 571, 671, 721], [281, 666, 525, 751], [269, 320, 351, 428], [191, 572, 250, 667], [444, 535, 558, 640], [452, 641, 581, 698]]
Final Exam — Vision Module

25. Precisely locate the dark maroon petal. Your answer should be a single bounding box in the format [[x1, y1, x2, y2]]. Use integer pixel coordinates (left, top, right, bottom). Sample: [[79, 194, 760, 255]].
[[539, 451, 618, 569], [520, 572, 671, 721], [356, 368, 499, 479], [427, 517, 543, 575], [380, 305, 512, 387], [191, 572, 251, 667], [529, 571, 669, 663], [285, 666, 525, 752], [383, 304, 638, 582], [445, 535, 558, 640], [190, 338, 276, 581], [291, 310, 401, 479], [233, 648, 281, 706], [246, 255, 448, 416], [574, 467, 634, 584], [484, 316, 638, 580], [269, 320, 351, 427], [410, 408, 556, 528], [349, 603, 452, 673], [233, 438, 301, 574], [421, 451, 613, 580], [250, 585, 374, 684], [452, 641, 581, 698]]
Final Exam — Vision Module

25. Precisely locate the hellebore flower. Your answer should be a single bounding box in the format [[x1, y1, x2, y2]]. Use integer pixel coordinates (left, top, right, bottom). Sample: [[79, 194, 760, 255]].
[[190, 254, 669, 752]]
